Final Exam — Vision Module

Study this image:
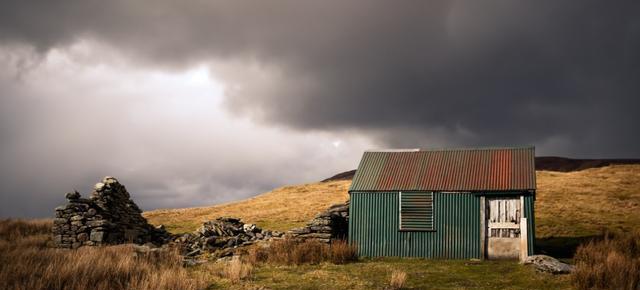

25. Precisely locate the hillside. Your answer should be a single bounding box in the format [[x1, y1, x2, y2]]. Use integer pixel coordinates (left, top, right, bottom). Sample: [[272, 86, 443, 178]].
[[145, 165, 640, 239], [536, 164, 640, 237], [535, 156, 640, 172], [144, 180, 351, 233]]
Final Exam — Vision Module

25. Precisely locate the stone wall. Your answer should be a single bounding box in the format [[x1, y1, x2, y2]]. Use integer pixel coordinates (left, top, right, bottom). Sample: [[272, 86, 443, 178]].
[[287, 200, 349, 243], [52, 176, 169, 248], [178, 217, 284, 259]]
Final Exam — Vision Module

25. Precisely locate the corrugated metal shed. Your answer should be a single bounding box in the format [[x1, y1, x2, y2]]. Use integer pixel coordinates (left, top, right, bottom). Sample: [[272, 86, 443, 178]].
[[349, 191, 481, 258], [349, 146, 535, 192]]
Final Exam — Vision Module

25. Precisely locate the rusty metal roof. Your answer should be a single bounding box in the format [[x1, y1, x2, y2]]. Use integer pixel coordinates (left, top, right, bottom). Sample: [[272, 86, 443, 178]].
[[349, 146, 536, 192]]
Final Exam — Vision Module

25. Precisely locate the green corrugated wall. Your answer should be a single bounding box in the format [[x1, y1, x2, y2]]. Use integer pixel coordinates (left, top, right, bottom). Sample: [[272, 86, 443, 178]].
[[349, 191, 536, 259], [523, 193, 536, 255], [349, 191, 481, 259]]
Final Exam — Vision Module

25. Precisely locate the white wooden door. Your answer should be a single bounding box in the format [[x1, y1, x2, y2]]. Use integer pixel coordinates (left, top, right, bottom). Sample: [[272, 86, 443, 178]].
[[486, 197, 521, 259]]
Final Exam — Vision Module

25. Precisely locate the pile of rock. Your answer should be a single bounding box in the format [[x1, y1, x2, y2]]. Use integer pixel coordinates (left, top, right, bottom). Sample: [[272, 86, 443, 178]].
[[287, 201, 349, 243], [177, 217, 283, 258], [52, 177, 170, 249], [523, 255, 574, 274]]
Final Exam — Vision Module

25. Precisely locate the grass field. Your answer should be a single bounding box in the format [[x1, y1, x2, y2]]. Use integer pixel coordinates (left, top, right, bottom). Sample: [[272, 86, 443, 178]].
[[536, 165, 640, 238], [0, 219, 573, 289], [0, 219, 205, 290], [195, 258, 571, 289], [5, 165, 639, 289]]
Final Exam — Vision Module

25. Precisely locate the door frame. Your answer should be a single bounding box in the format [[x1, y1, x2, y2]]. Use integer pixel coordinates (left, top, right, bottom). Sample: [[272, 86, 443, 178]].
[[480, 194, 528, 260]]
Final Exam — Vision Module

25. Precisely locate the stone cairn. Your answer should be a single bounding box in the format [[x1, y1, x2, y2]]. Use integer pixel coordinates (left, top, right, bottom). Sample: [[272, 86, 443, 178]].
[[177, 217, 284, 258], [52, 177, 170, 249], [287, 200, 349, 243]]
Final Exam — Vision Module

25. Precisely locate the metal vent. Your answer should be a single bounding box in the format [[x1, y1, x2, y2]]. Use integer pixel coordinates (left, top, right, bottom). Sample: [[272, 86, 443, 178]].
[[400, 192, 434, 231]]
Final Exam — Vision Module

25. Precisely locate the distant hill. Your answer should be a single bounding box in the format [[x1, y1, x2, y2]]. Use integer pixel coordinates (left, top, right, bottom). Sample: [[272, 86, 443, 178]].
[[322, 157, 640, 182], [321, 170, 357, 182], [535, 156, 640, 172], [146, 164, 640, 240]]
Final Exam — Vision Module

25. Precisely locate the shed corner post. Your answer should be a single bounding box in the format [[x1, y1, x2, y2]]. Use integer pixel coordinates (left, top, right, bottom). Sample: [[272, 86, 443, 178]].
[[519, 195, 529, 261], [398, 191, 402, 230], [520, 217, 529, 262], [347, 192, 353, 245], [479, 195, 486, 260]]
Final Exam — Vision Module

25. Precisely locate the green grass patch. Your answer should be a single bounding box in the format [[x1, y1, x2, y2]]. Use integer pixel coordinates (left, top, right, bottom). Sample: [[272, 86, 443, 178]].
[[161, 219, 302, 235], [205, 258, 571, 289], [252, 220, 304, 233], [162, 220, 200, 235]]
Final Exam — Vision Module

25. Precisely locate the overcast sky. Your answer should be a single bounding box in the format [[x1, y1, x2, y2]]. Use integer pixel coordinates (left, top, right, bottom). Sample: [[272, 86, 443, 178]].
[[1, 1, 639, 218]]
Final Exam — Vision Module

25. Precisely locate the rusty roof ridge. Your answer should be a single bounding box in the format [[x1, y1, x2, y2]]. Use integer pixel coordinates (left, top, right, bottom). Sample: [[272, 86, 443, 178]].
[[367, 145, 534, 153], [416, 145, 535, 152], [352, 146, 536, 192], [365, 149, 420, 152]]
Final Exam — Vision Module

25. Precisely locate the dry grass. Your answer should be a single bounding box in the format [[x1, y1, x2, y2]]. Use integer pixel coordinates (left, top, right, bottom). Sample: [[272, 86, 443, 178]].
[[188, 257, 255, 287], [536, 165, 640, 237], [247, 238, 358, 266], [389, 270, 407, 289], [144, 180, 350, 233], [0, 219, 205, 290], [223, 258, 254, 284], [327, 239, 358, 264], [0, 218, 52, 241], [571, 231, 640, 290], [249, 239, 326, 265]]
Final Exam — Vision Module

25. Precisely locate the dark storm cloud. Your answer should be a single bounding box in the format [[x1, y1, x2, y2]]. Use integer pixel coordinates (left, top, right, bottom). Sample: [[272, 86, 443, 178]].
[[1, 1, 640, 217], [2, 1, 639, 157]]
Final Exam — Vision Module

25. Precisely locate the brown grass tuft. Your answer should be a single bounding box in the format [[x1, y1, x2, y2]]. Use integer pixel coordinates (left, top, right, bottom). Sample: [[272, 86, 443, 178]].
[[0, 218, 51, 241], [389, 270, 407, 289], [291, 239, 327, 265], [247, 244, 270, 265], [328, 239, 358, 264], [247, 238, 357, 266], [223, 258, 254, 284], [268, 238, 327, 265], [0, 219, 205, 290], [571, 231, 640, 290]]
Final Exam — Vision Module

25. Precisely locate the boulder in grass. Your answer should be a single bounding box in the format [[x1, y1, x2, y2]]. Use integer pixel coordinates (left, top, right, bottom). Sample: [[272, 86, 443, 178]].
[[523, 255, 574, 274]]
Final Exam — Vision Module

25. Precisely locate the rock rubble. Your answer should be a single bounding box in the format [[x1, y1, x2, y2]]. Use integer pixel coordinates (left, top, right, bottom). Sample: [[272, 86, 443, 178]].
[[287, 201, 349, 243], [523, 255, 574, 274], [177, 217, 283, 258]]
